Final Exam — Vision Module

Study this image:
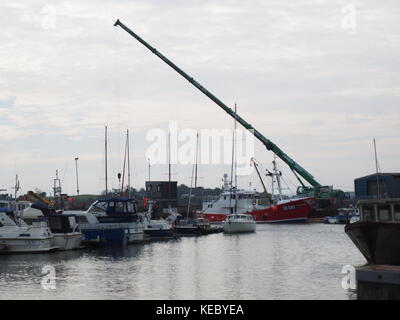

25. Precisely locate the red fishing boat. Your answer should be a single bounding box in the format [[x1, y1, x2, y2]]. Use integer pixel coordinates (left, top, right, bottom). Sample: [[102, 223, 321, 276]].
[[198, 167, 313, 223]]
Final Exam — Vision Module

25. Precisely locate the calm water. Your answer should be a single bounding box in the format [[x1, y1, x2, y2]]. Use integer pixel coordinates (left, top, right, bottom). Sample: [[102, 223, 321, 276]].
[[0, 223, 365, 300]]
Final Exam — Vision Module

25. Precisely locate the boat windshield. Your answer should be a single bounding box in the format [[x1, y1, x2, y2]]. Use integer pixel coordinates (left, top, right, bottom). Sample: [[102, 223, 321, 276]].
[[228, 214, 253, 221], [87, 199, 137, 215]]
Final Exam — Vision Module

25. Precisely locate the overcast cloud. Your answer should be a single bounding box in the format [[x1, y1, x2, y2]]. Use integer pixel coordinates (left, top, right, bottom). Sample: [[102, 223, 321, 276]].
[[0, 0, 399, 196]]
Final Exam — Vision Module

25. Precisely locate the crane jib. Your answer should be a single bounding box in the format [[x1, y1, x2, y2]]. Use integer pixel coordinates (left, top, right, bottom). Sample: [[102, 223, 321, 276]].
[[114, 19, 321, 188]]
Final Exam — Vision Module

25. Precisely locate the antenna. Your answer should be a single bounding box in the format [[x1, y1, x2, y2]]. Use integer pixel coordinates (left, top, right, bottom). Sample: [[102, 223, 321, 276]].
[[13, 174, 20, 200], [53, 170, 62, 208]]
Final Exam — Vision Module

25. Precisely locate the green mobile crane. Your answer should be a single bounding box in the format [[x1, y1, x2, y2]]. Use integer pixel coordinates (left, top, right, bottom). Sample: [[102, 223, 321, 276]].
[[113, 19, 344, 210]]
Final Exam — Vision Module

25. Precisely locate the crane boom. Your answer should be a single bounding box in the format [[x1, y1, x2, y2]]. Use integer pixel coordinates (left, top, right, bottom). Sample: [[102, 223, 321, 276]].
[[114, 19, 322, 188]]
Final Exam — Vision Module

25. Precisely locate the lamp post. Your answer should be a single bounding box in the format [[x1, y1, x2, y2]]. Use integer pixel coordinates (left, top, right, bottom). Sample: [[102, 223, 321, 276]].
[[75, 157, 79, 195]]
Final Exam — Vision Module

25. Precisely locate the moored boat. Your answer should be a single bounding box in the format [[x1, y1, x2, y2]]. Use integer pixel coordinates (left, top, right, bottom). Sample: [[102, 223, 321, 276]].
[[139, 202, 178, 240], [0, 208, 56, 253], [324, 207, 359, 224], [64, 197, 147, 246], [48, 214, 82, 250], [198, 174, 313, 223], [171, 215, 202, 237], [222, 213, 256, 233], [345, 198, 400, 265]]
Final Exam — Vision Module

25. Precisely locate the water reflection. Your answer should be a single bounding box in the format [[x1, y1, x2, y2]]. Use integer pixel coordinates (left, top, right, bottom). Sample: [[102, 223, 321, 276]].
[[0, 224, 365, 299]]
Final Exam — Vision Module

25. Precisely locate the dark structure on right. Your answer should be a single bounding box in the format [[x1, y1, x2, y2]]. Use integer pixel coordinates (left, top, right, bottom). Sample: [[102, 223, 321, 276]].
[[346, 172, 400, 299], [354, 173, 400, 199]]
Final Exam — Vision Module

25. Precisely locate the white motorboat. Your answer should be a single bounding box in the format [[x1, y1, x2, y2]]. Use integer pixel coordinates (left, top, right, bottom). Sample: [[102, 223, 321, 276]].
[[0, 209, 56, 253], [222, 213, 256, 234], [48, 214, 82, 250], [139, 202, 177, 240]]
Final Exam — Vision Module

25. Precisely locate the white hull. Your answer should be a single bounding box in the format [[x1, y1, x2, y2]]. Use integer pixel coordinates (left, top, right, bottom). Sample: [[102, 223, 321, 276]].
[[127, 230, 146, 243], [0, 237, 56, 253], [223, 221, 256, 233], [51, 233, 82, 250]]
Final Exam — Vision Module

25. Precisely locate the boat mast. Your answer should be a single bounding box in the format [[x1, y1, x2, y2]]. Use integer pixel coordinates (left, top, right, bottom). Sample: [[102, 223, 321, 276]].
[[168, 131, 171, 183], [234, 103, 238, 191], [194, 133, 199, 190], [105, 125, 108, 196], [373, 138, 380, 199], [53, 170, 62, 209], [273, 157, 283, 199], [250, 158, 272, 204], [229, 104, 237, 213], [13, 174, 20, 200], [120, 130, 129, 197], [267, 156, 283, 203], [127, 129, 131, 198], [186, 133, 199, 220]]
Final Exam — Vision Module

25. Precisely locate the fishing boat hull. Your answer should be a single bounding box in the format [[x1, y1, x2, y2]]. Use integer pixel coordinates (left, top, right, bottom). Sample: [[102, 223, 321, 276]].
[[202, 197, 312, 223]]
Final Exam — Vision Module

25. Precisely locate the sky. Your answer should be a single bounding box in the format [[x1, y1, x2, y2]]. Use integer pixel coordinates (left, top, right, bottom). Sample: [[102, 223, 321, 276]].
[[0, 0, 399, 197]]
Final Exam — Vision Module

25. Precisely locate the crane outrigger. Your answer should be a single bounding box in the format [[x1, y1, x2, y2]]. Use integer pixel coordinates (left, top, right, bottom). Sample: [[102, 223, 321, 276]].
[[113, 19, 343, 205]]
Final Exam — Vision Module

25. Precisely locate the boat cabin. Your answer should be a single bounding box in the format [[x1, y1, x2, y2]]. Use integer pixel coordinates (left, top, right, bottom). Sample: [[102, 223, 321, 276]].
[[48, 214, 79, 233], [358, 199, 400, 223], [86, 198, 139, 223]]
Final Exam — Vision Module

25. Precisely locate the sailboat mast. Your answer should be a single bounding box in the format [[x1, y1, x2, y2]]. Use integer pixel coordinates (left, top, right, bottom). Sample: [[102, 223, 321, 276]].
[[373, 138, 380, 199], [14, 174, 19, 200], [127, 129, 131, 198], [168, 131, 171, 183], [234, 103, 238, 190], [120, 130, 128, 196], [229, 103, 238, 213], [194, 133, 199, 189], [105, 125, 108, 196], [186, 133, 199, 220]]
